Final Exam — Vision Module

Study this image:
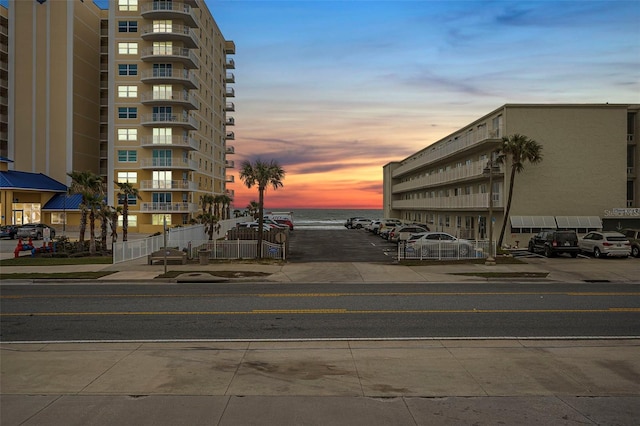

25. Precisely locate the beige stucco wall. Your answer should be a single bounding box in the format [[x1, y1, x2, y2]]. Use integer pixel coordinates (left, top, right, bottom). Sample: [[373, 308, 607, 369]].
[[504, 105, 627, 218]]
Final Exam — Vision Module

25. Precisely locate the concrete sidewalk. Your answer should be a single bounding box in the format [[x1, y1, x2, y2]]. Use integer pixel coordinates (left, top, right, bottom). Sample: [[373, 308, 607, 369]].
[[2, 339, 639, 425]]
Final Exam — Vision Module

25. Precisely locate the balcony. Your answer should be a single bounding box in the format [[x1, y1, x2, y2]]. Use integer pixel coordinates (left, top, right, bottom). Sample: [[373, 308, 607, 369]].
[[140, 1, 198, 27], [225, 160, 235, 168], [140, 113, 199, 130], [141, 47, 199, 69], [140, 135, 198, 150], [225, 73, 235, 83], [225, 117, 235, 126], [226, 145, 235, 154], [140, 91, 200, 110], [141, 24, 199, 48], [226, 189, 235, 198], [225, 87, 235, 97], [392, 127, 503, 178], [392, 193, 503, 210], [224, 40, 236, 54], [392, 162, 503, 193], [225, 131, 235, 140], [225, 102, 235, 112], [225, 175, 235, 183], [225, 58, 235, 69], [140, 157, 198, 170], [140, 68, 198, 89], [139, 180, 198, 191], [139, 202, 199, 213]]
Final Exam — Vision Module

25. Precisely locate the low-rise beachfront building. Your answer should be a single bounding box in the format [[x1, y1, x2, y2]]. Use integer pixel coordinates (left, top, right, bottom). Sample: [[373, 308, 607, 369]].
[[383, 103, 639, 248]]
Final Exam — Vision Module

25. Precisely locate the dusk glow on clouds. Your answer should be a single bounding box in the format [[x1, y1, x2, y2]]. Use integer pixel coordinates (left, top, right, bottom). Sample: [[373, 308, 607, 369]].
[[208, 0, 640, 210]]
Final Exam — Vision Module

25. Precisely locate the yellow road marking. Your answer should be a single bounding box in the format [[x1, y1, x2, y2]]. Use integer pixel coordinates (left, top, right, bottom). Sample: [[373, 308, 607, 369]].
[[3, 291, 640, 299]]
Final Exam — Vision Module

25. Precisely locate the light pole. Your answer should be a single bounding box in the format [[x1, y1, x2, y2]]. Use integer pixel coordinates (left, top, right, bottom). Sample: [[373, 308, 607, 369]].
[[483, 159, 499, 265]]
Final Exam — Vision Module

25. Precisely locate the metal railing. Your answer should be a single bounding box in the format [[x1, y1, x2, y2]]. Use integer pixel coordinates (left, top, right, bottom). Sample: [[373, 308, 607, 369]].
[[192, 240, 284, 260], [398, 240, 494, 260]]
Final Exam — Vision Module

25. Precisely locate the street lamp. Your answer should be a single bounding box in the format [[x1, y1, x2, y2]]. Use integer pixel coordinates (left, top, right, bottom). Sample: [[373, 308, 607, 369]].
[[483, 158, 500, 265]]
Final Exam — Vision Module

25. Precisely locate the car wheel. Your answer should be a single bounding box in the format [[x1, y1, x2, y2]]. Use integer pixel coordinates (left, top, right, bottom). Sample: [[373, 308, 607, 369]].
[[632, 246, 640, 258], [594, 247, 602, 258], [544, 246, 553, 258], [570, 252, 578, 258], [528, 242, 535, 253]]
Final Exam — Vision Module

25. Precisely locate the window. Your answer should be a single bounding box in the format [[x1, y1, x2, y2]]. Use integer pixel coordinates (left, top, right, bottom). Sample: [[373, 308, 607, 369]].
[[117, 150, 137, 162], [118, 64, 138, 76], [118, 215, 137, 227], [51, 213, 66, 225], [118, 193, 139, 205], [153, 128, 173, 144], [118, 128, 137, 141], [152, 214, 172, 226], [152, 171, 172, 188], [152, 106, 173, 121], [153, 63, 173, 78], [153, 41, 173, 55], [117, 172, 137, 183], [153, 193, 172, 203], [118, 0, 138, 11], [118, 42, 138, 55], [118, 85, 138, 98], [118, 107, 138, 119], [153, 20, 173, 33], [118, 21, 138, 32], [153, 85, 173, 100]]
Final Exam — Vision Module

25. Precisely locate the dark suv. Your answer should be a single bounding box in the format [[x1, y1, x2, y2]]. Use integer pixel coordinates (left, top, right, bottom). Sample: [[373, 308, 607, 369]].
[[621, 229, 640, 258], [528, 230, 579, 258]]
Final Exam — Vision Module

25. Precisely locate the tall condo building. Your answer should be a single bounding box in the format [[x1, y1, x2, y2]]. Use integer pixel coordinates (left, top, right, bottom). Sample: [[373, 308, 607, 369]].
[[3, 0, 235, 233]]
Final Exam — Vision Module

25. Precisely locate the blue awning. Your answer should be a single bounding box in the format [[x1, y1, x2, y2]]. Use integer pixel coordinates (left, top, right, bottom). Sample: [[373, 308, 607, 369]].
[[42, 193, 84, 211], [0, 170, 67, 192]]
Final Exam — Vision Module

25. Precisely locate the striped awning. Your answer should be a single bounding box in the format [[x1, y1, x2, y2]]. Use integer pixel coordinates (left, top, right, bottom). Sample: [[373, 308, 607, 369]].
[[510, 216, 557, 228]]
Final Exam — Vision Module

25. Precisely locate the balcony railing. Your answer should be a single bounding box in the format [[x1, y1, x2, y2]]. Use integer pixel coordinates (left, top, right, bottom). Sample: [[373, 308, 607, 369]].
[[139, 180, 198, 191], [140, 135, 198, 150], [140, 1, 198, 27], [226, 117, 235, 126], [139, 157, 198, 170], [226, 145, 235, 154], [140, 68, 199, 89], [225, 132, 235, 140], [139, 202, 199, 213], [141, 24, 199, 48], [225, 40, 236, 55], [226, 175, 235, 183], [225, 102, 235, 112], [140, 91, 200, 110], [225, 160, 235, 168], [392, 193, 503, 210], [225, 58, 235, 69], [225, 87, 235, 97], [392, 127, 503, 178], [392, 162, 503, 193], [140, 47, 199, 69], [225, 73, 235, 83], [140, 113, 199, 130]]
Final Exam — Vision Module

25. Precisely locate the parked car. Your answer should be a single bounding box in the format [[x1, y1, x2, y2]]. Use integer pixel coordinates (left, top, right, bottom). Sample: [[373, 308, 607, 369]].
[[0, 225, 19, 239], [377, 219, 402, 237], [275, 219, 294, 230], [405, 232, 474, 258], [389, 225, 429, 243], [351, 218, 372, 229], [528, 230, 580, 258], [366, 220, 380, 232], [16, 223, 56, 240], [344, 217, 365, 229], [620, 229, 640, 258], [579, 231, 631, 258]]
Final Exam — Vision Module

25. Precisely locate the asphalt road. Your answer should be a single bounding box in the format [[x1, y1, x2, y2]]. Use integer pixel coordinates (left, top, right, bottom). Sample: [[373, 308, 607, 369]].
[[2, 282, 639, 341]]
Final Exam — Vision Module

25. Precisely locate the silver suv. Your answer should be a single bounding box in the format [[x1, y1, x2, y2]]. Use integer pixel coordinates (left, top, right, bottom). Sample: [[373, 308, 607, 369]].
[[621, 229, 640, 258]]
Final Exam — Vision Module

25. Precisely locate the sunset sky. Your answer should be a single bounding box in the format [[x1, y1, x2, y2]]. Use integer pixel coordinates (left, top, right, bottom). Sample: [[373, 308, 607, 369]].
[[209, 0, 639, 210]]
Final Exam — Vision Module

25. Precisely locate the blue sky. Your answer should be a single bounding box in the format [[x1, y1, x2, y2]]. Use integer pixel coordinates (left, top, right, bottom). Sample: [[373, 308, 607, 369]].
[[204, 1, 640, 208]]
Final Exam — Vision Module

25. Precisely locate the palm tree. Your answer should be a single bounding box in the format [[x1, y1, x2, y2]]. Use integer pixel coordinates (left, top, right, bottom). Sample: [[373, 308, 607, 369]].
[[496, 134, 543, 247], [199, 194, 218, 240], [246, 201, 259, 219], [239, 159, 285, 258], [115, 181, 141, 242], [67, 171, 103, 243], [218, 194, 232, 220], [85, 193, 104, 255]]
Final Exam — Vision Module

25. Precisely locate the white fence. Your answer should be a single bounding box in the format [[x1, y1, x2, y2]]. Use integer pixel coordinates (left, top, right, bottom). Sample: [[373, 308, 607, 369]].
[[112, 217, 247, 263], [398, 240, 495, 260], [191, 240, 285, 260]]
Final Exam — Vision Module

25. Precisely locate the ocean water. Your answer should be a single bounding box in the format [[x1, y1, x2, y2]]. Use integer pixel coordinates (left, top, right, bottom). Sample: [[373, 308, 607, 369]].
[[265, 209, 384, 230]]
